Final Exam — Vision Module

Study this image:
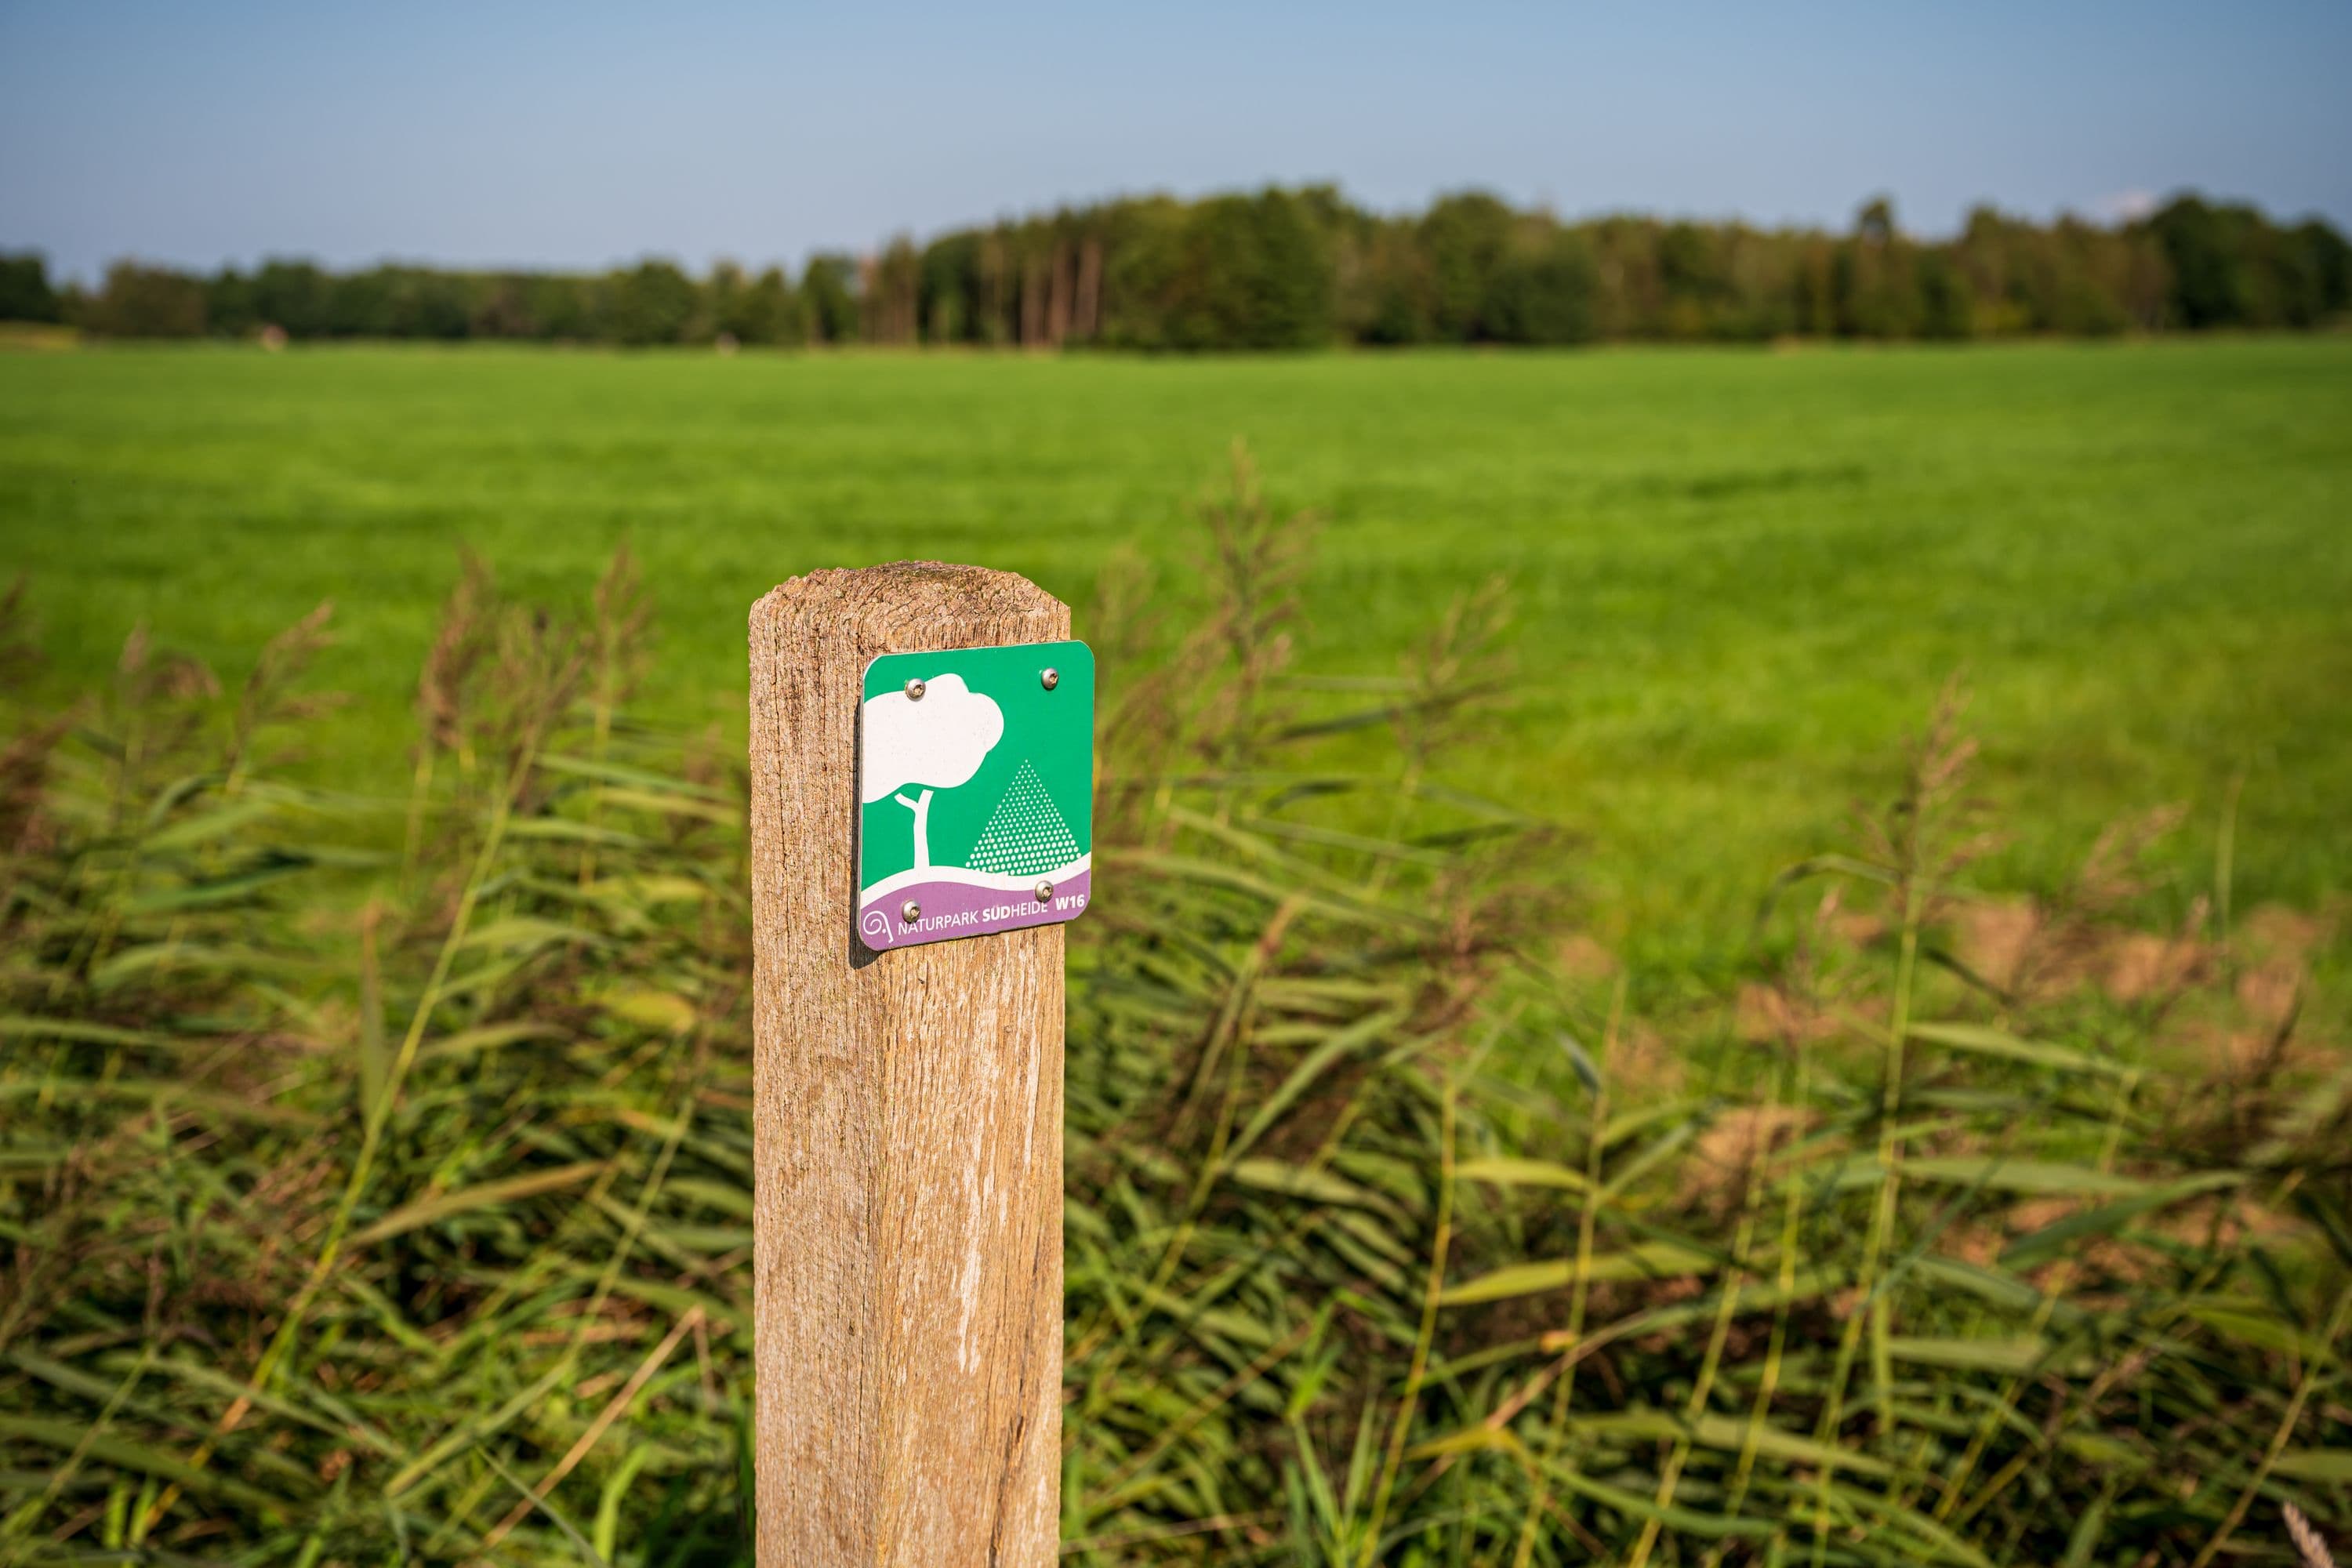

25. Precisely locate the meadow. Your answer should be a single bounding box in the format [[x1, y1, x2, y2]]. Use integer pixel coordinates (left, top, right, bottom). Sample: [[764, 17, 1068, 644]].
[[4, 338, 2350, 975], [2, 339, 2350, 1565]]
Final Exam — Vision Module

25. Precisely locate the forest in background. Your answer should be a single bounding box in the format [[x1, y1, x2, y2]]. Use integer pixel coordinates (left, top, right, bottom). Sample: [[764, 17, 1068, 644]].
[[3, 186, 2347, 350]]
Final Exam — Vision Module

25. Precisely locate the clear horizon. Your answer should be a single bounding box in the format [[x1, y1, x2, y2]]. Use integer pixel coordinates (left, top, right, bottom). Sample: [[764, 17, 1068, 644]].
[[5, 0, 2347, 285]]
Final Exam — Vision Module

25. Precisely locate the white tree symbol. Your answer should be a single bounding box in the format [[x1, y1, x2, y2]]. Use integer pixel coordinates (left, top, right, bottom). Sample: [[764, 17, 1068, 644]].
[[861, 673, 1004, 871]]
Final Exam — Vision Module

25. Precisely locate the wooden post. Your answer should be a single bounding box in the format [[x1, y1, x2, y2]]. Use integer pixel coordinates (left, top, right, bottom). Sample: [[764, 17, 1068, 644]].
[[747, 564, 1066, 1566]]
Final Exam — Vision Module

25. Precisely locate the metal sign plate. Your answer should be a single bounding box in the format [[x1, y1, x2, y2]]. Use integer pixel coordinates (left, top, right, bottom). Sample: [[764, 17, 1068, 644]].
[[856, 639, 1094, 951]]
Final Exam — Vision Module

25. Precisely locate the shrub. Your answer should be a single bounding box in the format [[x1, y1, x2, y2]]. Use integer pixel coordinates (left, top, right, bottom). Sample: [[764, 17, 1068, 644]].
[[0, 253, 62, 325], [84, 262, 208, 338], [0, 461, 2346, 1564]]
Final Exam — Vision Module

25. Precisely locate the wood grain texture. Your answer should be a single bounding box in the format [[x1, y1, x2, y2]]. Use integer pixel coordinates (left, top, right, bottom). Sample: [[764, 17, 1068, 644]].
[[749, 564, 1066, 1568]]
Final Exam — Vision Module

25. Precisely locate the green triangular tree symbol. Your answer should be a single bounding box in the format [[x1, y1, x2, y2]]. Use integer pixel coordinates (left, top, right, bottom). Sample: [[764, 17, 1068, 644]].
[[964, 760, 1080, 877]]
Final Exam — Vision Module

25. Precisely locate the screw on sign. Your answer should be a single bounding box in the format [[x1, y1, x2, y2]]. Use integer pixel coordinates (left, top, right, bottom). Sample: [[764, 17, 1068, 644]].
[[747, 564, 1091, 1566]]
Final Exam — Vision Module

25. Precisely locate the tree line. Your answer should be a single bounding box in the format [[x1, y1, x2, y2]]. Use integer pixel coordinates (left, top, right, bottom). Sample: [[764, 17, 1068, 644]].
[[3, 187, 2345, 350]]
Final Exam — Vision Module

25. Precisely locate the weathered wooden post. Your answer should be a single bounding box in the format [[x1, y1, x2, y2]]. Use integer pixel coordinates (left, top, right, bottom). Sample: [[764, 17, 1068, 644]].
[[748, 564, 1091, 1566]]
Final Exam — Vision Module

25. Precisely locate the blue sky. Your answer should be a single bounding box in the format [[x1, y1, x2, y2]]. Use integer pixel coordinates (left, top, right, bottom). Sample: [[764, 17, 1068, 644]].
[[3, 0, 2347, 282]]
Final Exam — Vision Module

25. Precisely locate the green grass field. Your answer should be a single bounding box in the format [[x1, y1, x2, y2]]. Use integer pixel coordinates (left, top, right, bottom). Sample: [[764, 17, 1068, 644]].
[[5, 336, 2352, 1563], [4, 339, 2348, 963]]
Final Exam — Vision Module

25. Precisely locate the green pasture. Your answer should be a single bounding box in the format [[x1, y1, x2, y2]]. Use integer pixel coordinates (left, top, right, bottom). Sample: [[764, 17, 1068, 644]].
[[2, 338, 2347, 962]]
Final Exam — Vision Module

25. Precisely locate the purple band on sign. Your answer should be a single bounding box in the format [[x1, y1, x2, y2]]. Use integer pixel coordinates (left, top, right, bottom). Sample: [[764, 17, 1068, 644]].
[[857, 865, 1093, 950]]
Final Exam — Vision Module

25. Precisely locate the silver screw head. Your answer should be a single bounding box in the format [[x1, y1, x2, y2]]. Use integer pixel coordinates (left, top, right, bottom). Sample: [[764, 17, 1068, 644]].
[[1040, 667, 1059, 691], [904, 677, 927, 701], [901, 899, 921, 922], [1034, 880, 1054, 904]]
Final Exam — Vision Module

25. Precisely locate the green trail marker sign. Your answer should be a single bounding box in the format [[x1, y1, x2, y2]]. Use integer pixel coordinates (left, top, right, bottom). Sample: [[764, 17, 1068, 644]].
[[856, 639, 1094, 951]]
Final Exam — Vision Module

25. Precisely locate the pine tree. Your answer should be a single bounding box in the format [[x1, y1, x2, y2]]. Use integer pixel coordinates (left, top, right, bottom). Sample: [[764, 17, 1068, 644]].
[[964, 760, 1080, 877]]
